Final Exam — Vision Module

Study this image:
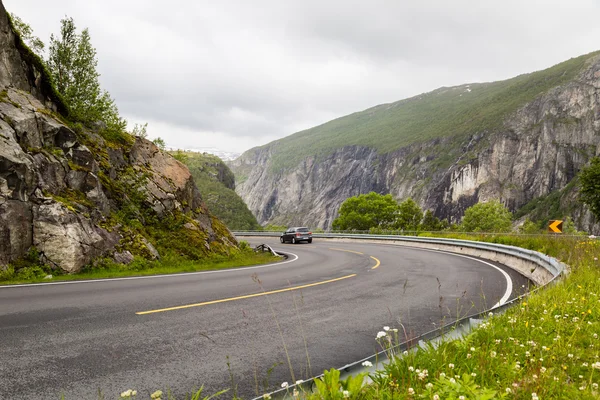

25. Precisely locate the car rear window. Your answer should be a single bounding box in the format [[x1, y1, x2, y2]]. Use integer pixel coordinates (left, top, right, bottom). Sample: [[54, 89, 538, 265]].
[[297, 228, 309, 232]]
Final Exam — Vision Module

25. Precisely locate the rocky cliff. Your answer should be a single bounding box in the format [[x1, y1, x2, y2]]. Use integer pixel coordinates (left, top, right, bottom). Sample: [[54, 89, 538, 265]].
[[0, 4, 236, 274], [232, 53, 600, 232]]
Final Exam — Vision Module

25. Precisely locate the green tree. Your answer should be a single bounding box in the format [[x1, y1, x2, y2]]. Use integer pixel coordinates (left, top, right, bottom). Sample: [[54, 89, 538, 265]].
[[47, 17, 125, 136], [518, 218, 541, 234], [132, 122, 149, 139], [332, 192, 400, 231], [9, 13, 45, 56], [152, 137, 166, 150], [395, 198, 423, 231], [420, 210, 448, 231], [579, 157, 600, 220], [461, 200, 513, 232]]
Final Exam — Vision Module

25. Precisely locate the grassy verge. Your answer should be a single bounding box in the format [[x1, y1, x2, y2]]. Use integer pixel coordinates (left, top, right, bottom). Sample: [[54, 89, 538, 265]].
[[0, 249, 280, 286], [291, 234, 600, 400]]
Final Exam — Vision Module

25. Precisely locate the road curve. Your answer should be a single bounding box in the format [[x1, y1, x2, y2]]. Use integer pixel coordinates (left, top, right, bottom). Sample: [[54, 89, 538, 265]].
[[0, 238, 530, 399]]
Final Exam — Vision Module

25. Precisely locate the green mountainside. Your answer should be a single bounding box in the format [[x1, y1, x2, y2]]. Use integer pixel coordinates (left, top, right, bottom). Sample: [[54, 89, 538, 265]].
[[256, 51, 599, 172], [173, 151, 261, 231]]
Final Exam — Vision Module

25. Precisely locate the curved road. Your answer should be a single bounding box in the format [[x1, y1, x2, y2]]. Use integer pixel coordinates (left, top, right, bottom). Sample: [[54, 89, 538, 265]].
[[0, 238, 530, 399]]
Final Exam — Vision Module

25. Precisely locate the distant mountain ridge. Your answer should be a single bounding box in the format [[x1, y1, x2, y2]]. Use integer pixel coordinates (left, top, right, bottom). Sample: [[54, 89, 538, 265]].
[[168, 147, 241, 161], [231, 51, 600, 232]]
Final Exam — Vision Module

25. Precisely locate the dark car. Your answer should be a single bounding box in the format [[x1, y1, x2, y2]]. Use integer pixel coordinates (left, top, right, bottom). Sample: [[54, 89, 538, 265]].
[[280, 227, 313, 244]]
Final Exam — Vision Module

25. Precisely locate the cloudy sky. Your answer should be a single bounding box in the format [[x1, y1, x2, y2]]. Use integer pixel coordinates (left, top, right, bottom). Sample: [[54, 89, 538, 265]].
[[6, 0, 600, 154]]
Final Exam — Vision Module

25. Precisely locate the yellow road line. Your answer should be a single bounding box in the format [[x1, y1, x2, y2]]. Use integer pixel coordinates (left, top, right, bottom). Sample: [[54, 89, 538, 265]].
[[370, 256, 381, 270], [329, 247, 364, 255], [136, 274, 357, 315]]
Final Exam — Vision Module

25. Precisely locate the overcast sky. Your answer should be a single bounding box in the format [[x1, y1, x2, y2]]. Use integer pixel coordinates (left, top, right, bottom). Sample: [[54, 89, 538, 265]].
[[6, 0, 600, 154]]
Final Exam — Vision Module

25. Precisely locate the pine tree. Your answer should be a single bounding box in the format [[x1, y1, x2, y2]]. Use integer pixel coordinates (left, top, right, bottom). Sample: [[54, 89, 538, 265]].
[[47, 17, 126, 137]]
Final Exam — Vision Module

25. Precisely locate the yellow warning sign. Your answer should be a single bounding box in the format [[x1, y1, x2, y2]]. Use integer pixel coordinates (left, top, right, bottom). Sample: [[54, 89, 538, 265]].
[[548, 220, 563, 233]]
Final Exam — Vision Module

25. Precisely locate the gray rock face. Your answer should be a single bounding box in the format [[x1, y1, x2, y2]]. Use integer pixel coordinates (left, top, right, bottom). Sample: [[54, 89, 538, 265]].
[[113, 250, 134, 265], [233, 56, 600, 233], [33, 203, 119, 273], [0, 7, 237, 273]]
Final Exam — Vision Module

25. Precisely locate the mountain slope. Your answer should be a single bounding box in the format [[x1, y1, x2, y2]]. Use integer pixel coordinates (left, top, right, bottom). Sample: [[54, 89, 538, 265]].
[[172, 151, 261, 231], [231, 52, 600, 231], [0, 3, 237, 274]]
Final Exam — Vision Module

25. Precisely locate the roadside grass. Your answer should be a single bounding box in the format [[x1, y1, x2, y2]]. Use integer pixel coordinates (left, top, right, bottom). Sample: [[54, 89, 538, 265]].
[[290, 234, 600, 400], [0, 249, 279, 286]]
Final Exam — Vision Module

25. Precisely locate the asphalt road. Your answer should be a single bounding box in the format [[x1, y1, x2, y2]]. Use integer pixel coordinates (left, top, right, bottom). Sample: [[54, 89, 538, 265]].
[[0, 238, 530, 399]]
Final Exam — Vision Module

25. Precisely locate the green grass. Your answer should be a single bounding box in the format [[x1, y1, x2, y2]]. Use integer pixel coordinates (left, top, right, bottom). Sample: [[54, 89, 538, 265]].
[[0, 249, 279, 286], [284, 234, 600, 400], [244, 51, 599, 172]]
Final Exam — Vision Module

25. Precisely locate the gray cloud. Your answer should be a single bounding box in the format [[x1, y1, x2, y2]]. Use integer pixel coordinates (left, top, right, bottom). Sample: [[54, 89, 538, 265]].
[[6, 0, 600, 152]]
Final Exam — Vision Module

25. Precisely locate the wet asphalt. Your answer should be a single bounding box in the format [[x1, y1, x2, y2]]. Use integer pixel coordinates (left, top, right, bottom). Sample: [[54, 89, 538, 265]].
[[0, 238, 530, 400]]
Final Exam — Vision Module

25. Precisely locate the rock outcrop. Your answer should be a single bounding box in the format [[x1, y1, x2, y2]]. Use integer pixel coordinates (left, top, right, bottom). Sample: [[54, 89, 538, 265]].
[[0, 4, 236, 273], [232, 55, 600, 233]]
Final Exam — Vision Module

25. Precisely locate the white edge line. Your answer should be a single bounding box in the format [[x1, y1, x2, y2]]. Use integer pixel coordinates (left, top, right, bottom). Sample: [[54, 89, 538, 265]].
[[401, 247, 513, 308], [0, 250, 299, 289]]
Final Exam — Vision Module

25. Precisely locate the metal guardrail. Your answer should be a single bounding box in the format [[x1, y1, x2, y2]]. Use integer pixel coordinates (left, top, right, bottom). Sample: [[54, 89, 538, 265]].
[[253, 243, 280, 257], [233, 232, 568, 399], [234, 232, 566, 279]]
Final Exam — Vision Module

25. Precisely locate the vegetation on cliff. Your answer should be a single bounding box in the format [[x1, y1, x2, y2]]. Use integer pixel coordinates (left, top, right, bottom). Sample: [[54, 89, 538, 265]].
[[172, 151, 261, 231], [0, 11, 264, 281], [579, 157, 600, 220], [250, 51, 600, 172]]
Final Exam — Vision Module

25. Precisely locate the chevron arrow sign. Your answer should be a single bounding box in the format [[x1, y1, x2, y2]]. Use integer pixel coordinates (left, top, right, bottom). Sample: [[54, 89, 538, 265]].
[[548, 220, 563, 233]]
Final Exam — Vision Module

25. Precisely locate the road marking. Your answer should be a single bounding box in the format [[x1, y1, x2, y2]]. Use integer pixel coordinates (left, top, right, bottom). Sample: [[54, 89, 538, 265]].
[[136, 274, 357, 315], [329, 247, 364, 255], [370, 244, 513, 308], [330, 248, 381, 270], [370, 256, 381, 269], [443, 253, 512, 308], [0, 251, 299, 289]]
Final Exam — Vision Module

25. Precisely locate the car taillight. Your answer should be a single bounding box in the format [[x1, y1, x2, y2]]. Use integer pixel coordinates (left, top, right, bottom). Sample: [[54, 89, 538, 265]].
[[296, 232, 301, 236], [309, 232, 312, 235]]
